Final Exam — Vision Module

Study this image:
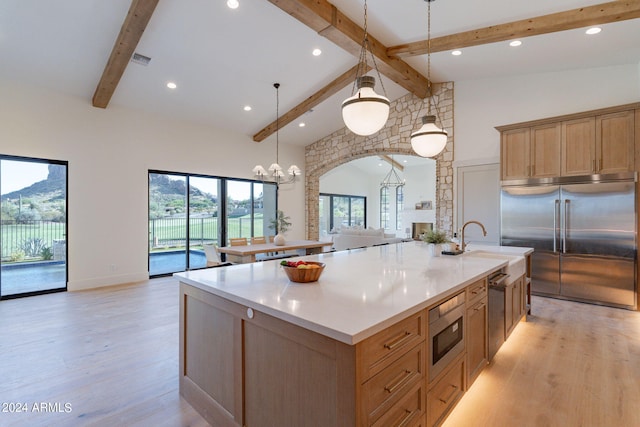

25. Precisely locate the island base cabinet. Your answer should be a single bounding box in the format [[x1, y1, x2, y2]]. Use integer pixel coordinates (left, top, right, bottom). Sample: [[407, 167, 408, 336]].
[[427, 355, 465, 427], [465, 298, 488, 388], [179, 283, 357, 427], [244, 321, 356, 427], [371, 382, 426, 427]]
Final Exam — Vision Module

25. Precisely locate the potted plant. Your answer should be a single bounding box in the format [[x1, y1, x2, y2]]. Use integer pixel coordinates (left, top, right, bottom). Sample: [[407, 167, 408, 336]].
[[422, 229, 449, 257], [269, 210, 292, 246]]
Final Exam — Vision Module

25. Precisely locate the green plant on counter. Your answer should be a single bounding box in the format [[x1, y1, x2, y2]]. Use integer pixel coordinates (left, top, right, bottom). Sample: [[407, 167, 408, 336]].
[[422, 229, 449, 244]]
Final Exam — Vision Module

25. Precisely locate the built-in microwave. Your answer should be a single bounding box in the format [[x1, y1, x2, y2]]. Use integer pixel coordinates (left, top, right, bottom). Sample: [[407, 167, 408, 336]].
[[428, 292, 466, 381]]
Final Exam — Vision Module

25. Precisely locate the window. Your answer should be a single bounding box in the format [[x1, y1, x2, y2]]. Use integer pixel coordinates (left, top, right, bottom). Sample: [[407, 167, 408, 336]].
[[380, 187, 389, 230], [396, 186, 404, 230], [1, 155, 68, 299], [148, 171, 276, 276], [318, 193, 366, 234]]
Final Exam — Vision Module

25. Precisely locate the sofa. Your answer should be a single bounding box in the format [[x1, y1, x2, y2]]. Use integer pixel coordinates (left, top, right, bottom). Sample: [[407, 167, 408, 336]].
[[330, 227, 403, 251]]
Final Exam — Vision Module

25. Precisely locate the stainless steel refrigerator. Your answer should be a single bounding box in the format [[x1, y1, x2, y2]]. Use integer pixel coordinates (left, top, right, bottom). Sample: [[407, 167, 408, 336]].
[[501, 173, 637, 309]]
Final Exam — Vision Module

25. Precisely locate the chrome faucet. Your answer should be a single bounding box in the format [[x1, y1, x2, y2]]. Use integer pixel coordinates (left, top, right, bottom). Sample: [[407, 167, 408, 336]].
[[460, 220, 487, 252]]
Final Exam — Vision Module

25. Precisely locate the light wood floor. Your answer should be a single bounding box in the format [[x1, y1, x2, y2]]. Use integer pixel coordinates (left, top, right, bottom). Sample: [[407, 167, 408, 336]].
[[1, 279, 639, 427], [0, 277, 209, 427], [443, 295, 640, 427]]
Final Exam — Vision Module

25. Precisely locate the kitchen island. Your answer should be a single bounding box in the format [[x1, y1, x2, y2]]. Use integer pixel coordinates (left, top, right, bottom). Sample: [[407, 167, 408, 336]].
[[175, 242, 532, 427]]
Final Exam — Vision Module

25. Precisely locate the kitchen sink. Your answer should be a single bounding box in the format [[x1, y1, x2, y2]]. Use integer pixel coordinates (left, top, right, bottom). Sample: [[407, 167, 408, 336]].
[[464, 250, 526, 282]]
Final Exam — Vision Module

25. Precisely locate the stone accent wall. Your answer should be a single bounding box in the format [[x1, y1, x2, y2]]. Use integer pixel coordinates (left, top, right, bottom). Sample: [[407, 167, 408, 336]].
[[304, 82, 454, 240]]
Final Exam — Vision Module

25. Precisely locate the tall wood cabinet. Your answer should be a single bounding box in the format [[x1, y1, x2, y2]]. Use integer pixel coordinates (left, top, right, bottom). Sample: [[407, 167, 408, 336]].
[[499, 103, 638, 181]]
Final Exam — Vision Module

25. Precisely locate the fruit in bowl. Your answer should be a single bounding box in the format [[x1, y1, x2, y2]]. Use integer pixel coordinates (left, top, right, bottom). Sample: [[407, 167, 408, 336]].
[[280, 260, 325, 282]]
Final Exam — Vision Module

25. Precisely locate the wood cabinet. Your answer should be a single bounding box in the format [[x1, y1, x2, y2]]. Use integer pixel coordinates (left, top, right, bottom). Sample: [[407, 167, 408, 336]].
[[499, 104, 638, 180], [501, 124, 560, 180], [180, 283, 356, 427], [465, 278, 488, 388], [358, 311, 427, 426], [179, 275, 502, 427], [501, 128, 530, 180], [427, 355, 465, 427], [597, 110, 635, 174], [505, 275, 526, 338], [179, 282, 429, 427], [561, 117, 596, 176], [561, 111, 635, 175]]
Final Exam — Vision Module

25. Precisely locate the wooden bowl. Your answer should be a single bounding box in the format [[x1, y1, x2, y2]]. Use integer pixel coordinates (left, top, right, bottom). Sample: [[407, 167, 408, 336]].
[[282, 262, 326, 283]]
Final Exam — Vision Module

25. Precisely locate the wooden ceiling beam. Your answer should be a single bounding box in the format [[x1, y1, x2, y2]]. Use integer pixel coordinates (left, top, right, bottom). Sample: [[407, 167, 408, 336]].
[[92, 0, 159, 108], [267, 0, 429, 98], [380, 155, 404, 171], [387, 0, 640, 57], [253, 63, 370, 142]]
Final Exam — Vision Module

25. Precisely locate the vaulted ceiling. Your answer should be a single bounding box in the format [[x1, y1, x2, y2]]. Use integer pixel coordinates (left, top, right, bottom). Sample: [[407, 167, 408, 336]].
[[2, 0, 639, 148]]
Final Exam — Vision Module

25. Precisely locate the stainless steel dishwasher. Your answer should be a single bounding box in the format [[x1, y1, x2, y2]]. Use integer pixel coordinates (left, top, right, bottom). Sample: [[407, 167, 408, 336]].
[[488, 271, 509, 361]]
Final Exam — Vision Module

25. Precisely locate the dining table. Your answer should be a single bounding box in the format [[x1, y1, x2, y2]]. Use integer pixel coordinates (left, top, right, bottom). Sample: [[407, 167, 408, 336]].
[[216, 239, 333, 264]]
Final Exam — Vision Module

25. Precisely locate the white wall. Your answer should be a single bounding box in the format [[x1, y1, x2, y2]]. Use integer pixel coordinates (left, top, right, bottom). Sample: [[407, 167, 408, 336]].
[[454, 63, 640, 165], [1, 82, 305, 290]]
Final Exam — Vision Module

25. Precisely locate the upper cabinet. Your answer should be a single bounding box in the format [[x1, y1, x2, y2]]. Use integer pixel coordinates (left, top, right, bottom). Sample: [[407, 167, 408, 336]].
[[501, 123, 560, 180], [498, 104, 638, 181], [597, 110, 635, 174]]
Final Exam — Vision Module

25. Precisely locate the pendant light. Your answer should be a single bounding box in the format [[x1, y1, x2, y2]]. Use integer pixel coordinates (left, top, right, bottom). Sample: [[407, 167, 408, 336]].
[[380, 156, 405, 188], [410, 0, 448, 158], [252, 83, 301, 184], [341, 0, 390, 136]]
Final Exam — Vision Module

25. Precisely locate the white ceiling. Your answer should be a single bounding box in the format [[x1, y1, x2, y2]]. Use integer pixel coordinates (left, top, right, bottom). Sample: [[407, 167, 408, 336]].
[[1, 0, 639, 149]]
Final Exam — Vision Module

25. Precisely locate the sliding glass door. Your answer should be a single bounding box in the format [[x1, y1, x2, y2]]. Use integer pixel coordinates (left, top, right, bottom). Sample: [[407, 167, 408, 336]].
[[188, 176, 221, 270], [318, 193, 366, 234], [149, 171, 276, 276], [1, 156, 67, 299]]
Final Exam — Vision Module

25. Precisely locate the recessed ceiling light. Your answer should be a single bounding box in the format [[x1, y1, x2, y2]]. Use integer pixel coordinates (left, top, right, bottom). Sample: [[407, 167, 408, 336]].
[[451, 50, 462, 56], [299, 122, 306, 127], [509, 40, 522, 47], [312, 48, 322, 56], [586, 27, 602, 35], [243, 105, 252, 111], [403, 160, 408, 163], [226, 0, 239, 9], [166, 82, 177, 89]]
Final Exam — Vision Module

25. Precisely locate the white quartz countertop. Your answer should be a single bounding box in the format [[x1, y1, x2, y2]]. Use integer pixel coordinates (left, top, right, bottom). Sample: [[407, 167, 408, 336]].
[[175, 242, 531, 345]]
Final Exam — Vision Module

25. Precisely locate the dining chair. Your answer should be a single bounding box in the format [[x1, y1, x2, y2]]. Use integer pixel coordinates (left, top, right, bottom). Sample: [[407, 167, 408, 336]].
[[229, 237, 248, 246], [251, 236, 267, 245], [203, 244, 232, 267]]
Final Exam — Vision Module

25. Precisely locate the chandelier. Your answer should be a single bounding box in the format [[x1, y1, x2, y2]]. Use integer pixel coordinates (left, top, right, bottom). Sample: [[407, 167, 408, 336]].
[[380, 156, 405, 188], [341, 0, 390, 136], [410, 0, 448, 158], [252, 83, 301, 184]]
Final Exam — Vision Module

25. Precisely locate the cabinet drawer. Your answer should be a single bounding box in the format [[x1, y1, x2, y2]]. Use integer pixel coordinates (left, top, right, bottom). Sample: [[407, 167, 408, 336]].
[[427, 356, 465, 427], [372, 381, 425, 427], [359, 310, 426, 379], [363, 343, 425, 423], [466, 278, 487, 305]]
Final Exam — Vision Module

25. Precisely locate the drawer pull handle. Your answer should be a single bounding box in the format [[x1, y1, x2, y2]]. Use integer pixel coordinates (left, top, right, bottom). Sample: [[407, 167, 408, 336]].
[[439, 384, 459, 404], [383, 331, 412, 350], [384, 369, 413, 394], [474, 302, 485, 312], [396, 409, 413, 427]]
